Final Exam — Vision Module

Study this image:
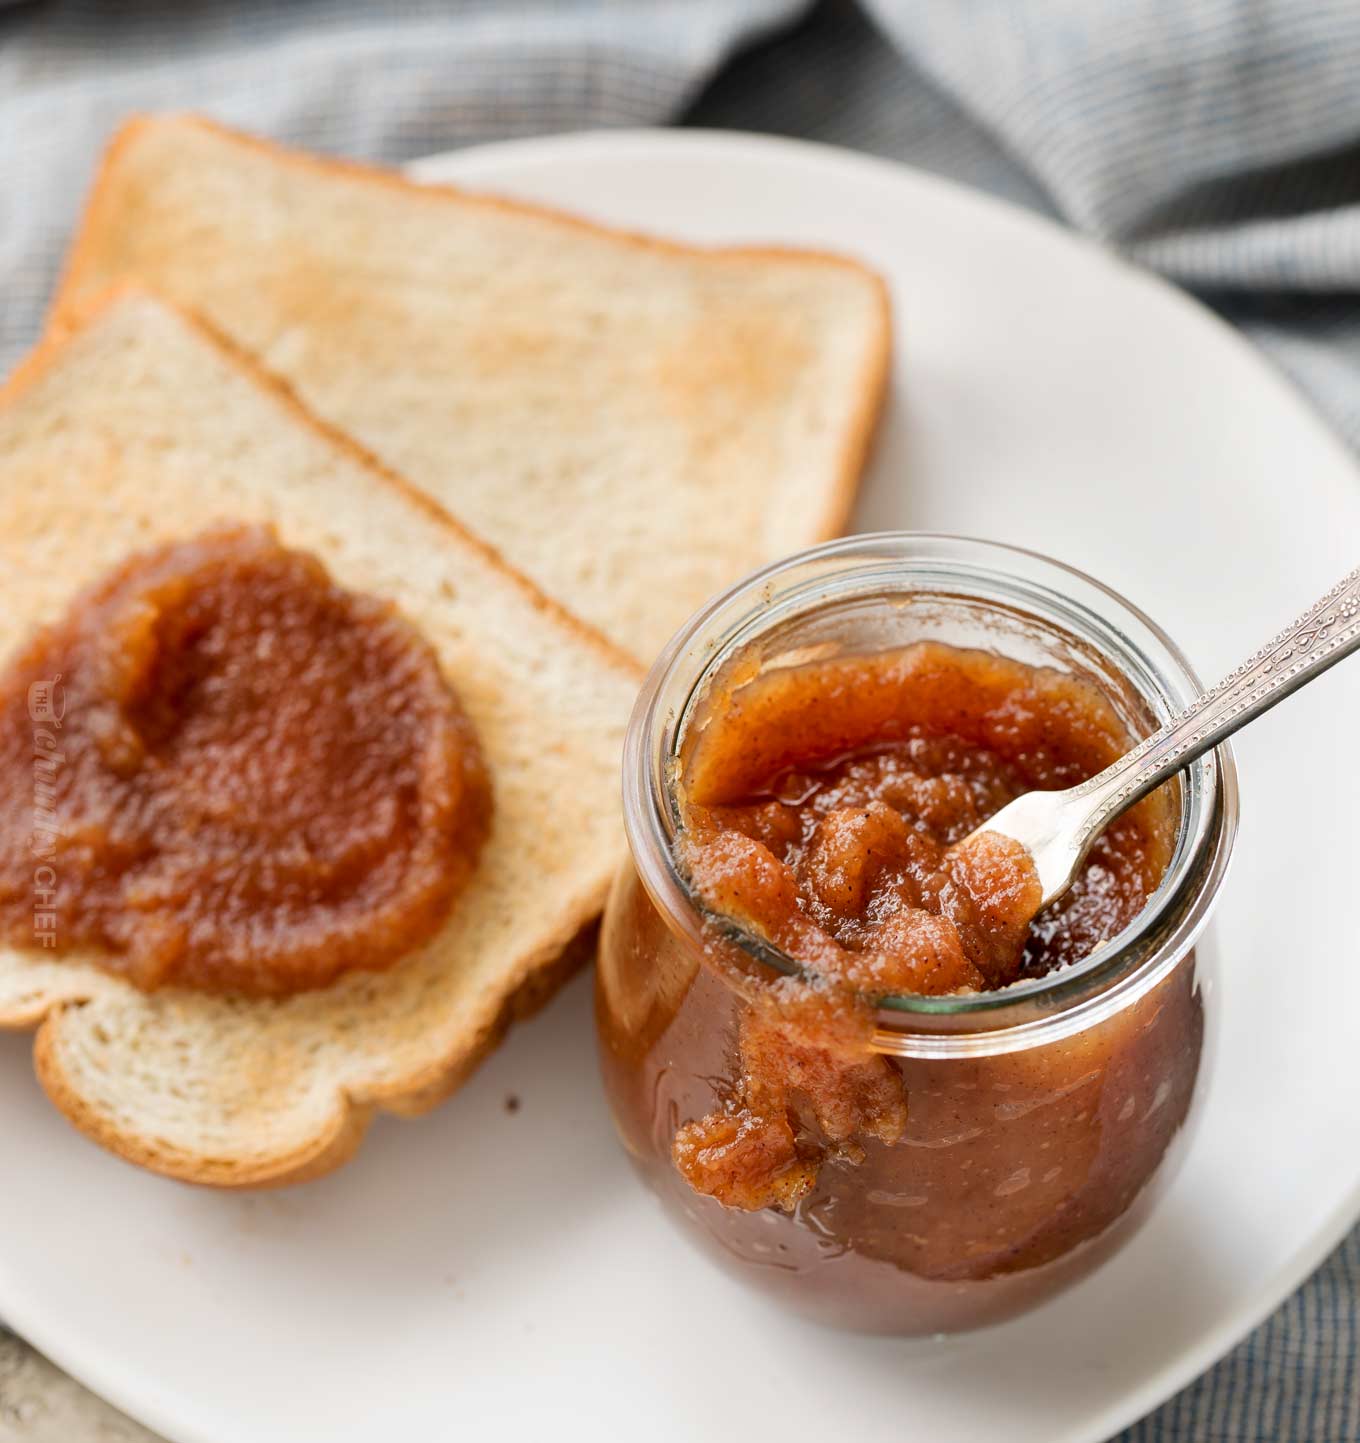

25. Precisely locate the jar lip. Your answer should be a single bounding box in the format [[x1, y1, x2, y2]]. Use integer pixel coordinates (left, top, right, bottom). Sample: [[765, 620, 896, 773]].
[[622, 532, 1239, 1046]]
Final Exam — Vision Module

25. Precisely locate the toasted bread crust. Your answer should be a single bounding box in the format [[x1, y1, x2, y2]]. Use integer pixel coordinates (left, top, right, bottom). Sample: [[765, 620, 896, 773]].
[[379, 920, 599, 1120], [57, 114, 891, 323], [33, 1008, 377, 1188], [30, 921, 601, 1188], [810, 311, 890, 543]]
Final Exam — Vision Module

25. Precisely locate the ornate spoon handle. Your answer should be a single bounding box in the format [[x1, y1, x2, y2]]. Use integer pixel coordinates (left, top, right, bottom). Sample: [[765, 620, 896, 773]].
[[977, 565, 1360, 907], [1074, 564, 1360, 832]]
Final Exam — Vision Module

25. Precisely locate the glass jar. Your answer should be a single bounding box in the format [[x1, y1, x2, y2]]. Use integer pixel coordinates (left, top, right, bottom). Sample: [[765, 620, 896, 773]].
[[596, 534, 1238, 1335]]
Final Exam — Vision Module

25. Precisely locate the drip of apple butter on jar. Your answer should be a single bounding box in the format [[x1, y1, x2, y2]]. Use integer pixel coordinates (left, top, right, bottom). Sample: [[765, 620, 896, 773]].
[[672, 641, 1171, 1212], [0, 525, 491, 997]]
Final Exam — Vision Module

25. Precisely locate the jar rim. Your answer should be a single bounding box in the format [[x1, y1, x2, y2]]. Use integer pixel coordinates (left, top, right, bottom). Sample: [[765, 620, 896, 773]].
[[621, 532, 1239, 1057]]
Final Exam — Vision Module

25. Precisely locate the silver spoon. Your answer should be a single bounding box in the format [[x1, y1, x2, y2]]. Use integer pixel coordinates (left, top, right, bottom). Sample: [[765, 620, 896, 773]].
[[970, 564, 1360, 908]]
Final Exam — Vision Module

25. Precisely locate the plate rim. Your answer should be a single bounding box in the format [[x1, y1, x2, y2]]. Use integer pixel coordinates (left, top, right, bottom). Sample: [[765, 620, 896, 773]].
[[2, 124, 1357, 1443]]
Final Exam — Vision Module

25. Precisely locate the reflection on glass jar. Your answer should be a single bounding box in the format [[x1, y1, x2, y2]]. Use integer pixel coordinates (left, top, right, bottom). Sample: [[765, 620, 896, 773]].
[[596, 535, 1237, 1335]]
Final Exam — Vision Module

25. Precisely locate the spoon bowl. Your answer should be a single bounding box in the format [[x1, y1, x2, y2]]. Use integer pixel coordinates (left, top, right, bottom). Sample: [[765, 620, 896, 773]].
[[970, 563, 1360, 910]]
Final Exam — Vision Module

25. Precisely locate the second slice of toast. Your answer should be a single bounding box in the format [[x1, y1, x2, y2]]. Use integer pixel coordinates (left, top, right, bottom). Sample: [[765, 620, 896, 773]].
[[53, 116, 892, 663]]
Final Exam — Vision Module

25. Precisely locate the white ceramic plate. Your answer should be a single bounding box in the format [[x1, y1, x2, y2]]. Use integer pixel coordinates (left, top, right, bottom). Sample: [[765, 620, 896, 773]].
[[2, 131, 1358, 1443]]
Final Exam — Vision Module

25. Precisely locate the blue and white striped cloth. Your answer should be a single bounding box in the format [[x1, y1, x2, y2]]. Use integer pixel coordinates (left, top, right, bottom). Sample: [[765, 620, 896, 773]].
[[1, 3, 1358, 1438]]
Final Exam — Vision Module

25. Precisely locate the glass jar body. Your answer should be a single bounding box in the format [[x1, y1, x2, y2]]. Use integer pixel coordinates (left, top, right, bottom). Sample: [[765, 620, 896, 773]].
[[597, 533, 1235, 1335], [597, 862, 1206, 1335]]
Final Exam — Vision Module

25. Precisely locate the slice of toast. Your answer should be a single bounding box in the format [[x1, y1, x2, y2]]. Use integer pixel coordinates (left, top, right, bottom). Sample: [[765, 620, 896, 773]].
[[0, 288, 641, 1186], [52, 115, 892, 663]]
